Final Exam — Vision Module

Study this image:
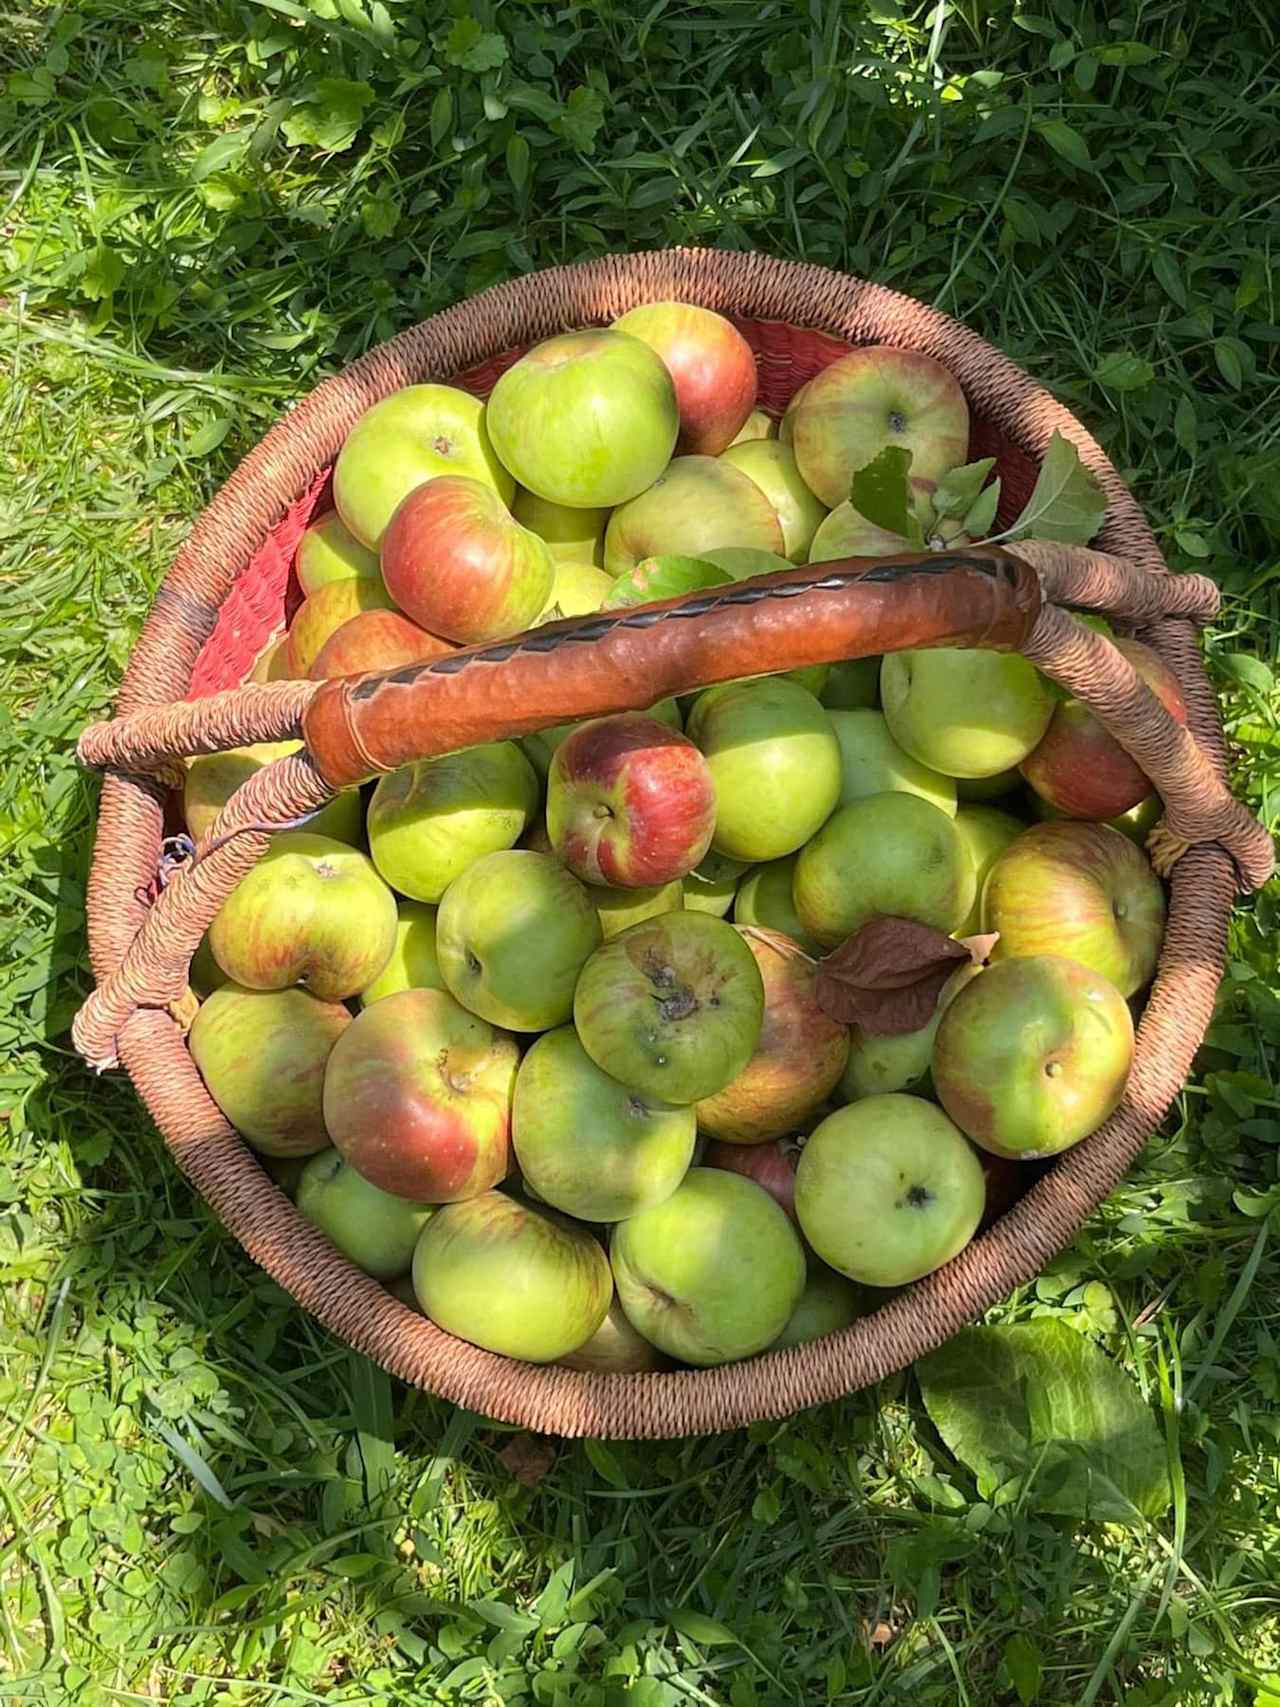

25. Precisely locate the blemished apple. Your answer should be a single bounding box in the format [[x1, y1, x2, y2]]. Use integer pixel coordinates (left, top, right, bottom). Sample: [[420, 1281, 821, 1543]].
[[603, 456, 785, 577], [720, 439, 828, 562], [486, 330, 678, 508], [839, 963, 981, 1101], [612, 1168, 806, 1365], [1021, 636, 1189, 819], [881, 649, 1055, 779], [208, 832, 397, 1001], [687, 677, 842, 863], [295, 1147, 435, 1279], [412, 1190, 612, 1362], [770, 1266, 865, 1350], [333, 382, 514, 549], [984, 820, 1166, 997], [574, 912, 765, 1104], [795, 1094, 985, 1287], [189, 984, 350, 1156], [682, 851, 749, 918], [821, 657, 881, 711], [512, 1026, 696, 1221], [520, 697, 681, 781], [184, 740, 362, 848], [595, 877, 685, 939], [512, 488, 609, 567], [534, 560, 615, 623], [733, 855, 825, 956], [695, 928, 848, 1144], [952, 804, 1024, 934], [934, 954, 1134, 1160], [547, 713, 717, 888], [286, 577, 397, 677], [359, 899, 443, 1005], [611, 302, 758, 455], [829, 707, 957, 816], [793, 791, 975, 948], [782, 346, 970, 509], [558, 1297, 668, 1373], [323, 987, 518, 1201], [295, 511, 381, 594], [703, 1137, 798, 1221], [728, 407, 776, 446], [436, 849, 602, 1031], [366, 741, 538, 903], [310, 609, 455, 679]]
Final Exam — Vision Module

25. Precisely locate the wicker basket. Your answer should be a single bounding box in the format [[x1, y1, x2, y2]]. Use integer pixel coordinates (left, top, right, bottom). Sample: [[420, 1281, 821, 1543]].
[[74, 249, 1273, 1439]]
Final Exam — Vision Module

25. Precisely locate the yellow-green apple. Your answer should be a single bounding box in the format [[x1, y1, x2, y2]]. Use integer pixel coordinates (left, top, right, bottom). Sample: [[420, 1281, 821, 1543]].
[[796, 1094, 985, 1286], [983, 821, 1165, 996], [611, 302, 758, 455], [695, 928, 847, 1143], [793, 791, 975, 948], [686, 677, 842, 862], [952, 804, 1024, 933], [1020, 636, 1188, 818], [1033, 790, 1163, 849], [512, 1026, 696, 1221], [534, 560, 615, 622], [520, 696, 681, 782], [295, 511, 381, 594], [366, 741, 538, 902], [486, 330, 678, 507], [512, 487, 609, 566], [574, 913, 765, 1104], [839, 963, 981, 1100], [770, 1266, 865, 1350], [558, 1297, 668, 1373], [956, 766, 1022, 801], [286, 578, 397, 677], [703, 1137, 798, 1221], [829, 707, 957, 816], [189, 984, 349, 1156], [311, 608, 455, 679], [595, 877, 685, 939], [249, 635, 291, 683], [719, 439, 827, 562], [184, 740, 361, 847], [611, 1168, 806, 1365], [333, 383, 513, 549], [603, 455, 785, 576], [547, 713, 717, 888], [682, 851, 749, 917], [296, 1147, 435, 1278], [208, 832, 397, 1000], [733, 855, 825, 956], [323, 987, 518, 1200], [436, 849, 602, 1031], [933, 954, 1134, 1158], [807, 479, 936, 561], [881, 649, 1055, 778], [782, 347, 970, 508], [412, 1190, 611, 1362], [359, 899, 443, 1005], [821, 657, 881, 710], [189, 933, 228, 997], [728, 407, 776, 446]]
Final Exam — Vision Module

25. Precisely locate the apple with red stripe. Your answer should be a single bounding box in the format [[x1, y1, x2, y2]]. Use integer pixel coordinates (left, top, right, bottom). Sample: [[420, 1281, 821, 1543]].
[[611, 301, 759, 455], [547, 712, 717, 889]]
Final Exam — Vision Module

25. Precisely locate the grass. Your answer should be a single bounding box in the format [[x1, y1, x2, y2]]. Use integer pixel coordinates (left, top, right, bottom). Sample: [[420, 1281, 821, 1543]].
[[2, 0, 1279, 1701]]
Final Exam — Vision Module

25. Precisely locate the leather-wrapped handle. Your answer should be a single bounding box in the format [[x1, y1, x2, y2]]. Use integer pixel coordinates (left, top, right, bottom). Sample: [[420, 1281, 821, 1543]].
[[303, 546, 1042, 788]]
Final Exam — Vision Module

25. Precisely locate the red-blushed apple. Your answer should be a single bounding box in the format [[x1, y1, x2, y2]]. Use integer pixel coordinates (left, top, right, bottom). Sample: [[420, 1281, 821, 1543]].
[[807, 479, 937, 562], [795, 1094, 986, 1287], [839, 962, 982, 1101], [512, 488, 609, 566], [728, 407, 776, 446], [602, 455, 785, 576], [558, 1297, 669, 1373], [323, 987, 518, 1201], [595, 877, 685, 939], [984, 821, 1165, 997], [733, 855, 825, 956], [286, 578, 397, 677], [611, 1168, 806, 1365], [719, 439, 827, 561], [359, 899, 443, 1005], [333, 383, 514, 549], [682, 851, 749, 918], [695, 928, 847, 1144], [184, 740, 362, 848], [189, 984, 350, 1157], [770, 1266, 866, 1350], [412, 1190, 612, 1362], [512, 1026, 696, 1221], [310, 608, 455, 679], [295, 511, 381, 594], [486, 330, 678, 507], [952, 804, 1024, 934], [829, 707, 957, 816], [782, 346, 970, 508], [933, 954, 1134, 1159], [1021, 637, 1189, 818], [611, 301, 758, 455], [534, 560, 615, 623], [881, 649, 1055, 778], [547, 713, 717, 888], [821, 657, 881, 710], [574, 912, 765, 1104], [296, 1148, 436, 1279], [380, 475, 554, 644], [704, 1137, 798, 1222], [208, 832, 397, 1001], [520, 696, 681, 782]]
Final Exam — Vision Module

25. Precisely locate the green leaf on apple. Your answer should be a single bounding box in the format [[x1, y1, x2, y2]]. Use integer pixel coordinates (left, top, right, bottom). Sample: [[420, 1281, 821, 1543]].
[[930, 457, 997, 520], [848, 446, 925, 545], [988, 430, 1107, 546], [602, 555, 733, 610], [916, 1320, 1172, 1523]]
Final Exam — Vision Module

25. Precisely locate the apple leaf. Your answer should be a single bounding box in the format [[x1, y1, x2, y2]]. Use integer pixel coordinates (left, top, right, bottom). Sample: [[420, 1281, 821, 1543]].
[[602, 555, 733, 610], [930, 457, 997, 520], [989, 430, 1107, 546], [848, 446, 925, 545], [814, 916, 971, 1035], [916, 1321, 1172, 1523], [959, 478, 1001, 541]]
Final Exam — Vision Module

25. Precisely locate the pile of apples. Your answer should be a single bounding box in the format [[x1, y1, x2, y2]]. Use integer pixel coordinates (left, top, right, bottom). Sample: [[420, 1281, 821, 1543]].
[[184, 304, 1179, 1372]]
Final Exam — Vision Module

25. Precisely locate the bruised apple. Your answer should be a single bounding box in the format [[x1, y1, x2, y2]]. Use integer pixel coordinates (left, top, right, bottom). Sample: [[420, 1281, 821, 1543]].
[[311, 609, 454, 679], [611, 302, 758, 455]]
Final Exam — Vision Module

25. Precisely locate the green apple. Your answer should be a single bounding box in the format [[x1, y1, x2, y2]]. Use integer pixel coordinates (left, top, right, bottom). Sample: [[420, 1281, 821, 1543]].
[[512, 488, 609, 566], [436, 849, 602, 1031], [603, 455, 785, 576], [209, 831, 397, 1001], [296, 1147, 435, 1278], [770, 1266, 866, 1350], [821, 657, 881, 710], [881, 649, 1055, 779], [956, 766, 1023, 801], [558, 1298, 668, 1373], [359, 900, 443, 1005], [829, 707, 957, 815], [512, 1027, 696, 1221], [1030, 788, 1163, 848], [794, 1095, 986, 1287], [189, 933, 228, 998], [682, 851, 750, 917], [719, 439, 828, 562], [728, 407, 776, 446], [286, 577, 397, 677], [366, 741, 538, 903], [534, 560, 616, 622], [611, 1168, 806, 1365], [733, 855, 824, 956], [793, 792, 975, 948], [295, 512, 381, 594], [839, 963, 981, 1100], [184, 740, 361, 848], [952, 805, 1024, 934], [595, 877, 685, 939], [687, 677, 842, 862], [933, 954, 1135, 1159]]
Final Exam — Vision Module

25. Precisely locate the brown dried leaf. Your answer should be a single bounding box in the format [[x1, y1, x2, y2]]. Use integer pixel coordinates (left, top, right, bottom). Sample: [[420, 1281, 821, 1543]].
[[814, 916, 970, 1036], [497, 1432, 556, 1487]]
